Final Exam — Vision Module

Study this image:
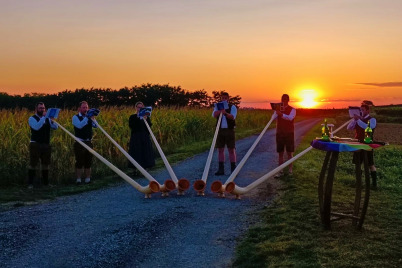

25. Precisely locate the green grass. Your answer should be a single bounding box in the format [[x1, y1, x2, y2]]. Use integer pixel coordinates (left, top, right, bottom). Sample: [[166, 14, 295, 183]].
[[233, 119, 402, 267]]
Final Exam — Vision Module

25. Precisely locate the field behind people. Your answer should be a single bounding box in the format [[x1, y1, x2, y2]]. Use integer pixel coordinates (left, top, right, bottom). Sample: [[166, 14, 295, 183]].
[[0, 107, 275, 188], [0, 105, 399, 198]]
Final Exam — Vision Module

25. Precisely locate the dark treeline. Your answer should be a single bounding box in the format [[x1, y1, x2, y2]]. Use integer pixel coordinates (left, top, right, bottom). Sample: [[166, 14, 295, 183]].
[[0, 83, 242, 109]]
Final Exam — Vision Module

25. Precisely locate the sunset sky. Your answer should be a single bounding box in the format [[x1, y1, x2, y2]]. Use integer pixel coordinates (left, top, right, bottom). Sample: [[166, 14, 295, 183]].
[[1, 0, 401, 108]]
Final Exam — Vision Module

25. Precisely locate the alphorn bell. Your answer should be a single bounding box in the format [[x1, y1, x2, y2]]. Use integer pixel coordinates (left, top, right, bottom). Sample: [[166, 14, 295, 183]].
[[193, 113, 223, 195]]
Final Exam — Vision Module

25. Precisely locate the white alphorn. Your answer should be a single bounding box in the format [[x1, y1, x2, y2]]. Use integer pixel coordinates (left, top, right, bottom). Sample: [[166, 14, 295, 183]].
[[226, 119, 353, 199], [142, 118, 190, 195], [193, 113, 223, 195], [93, 119, 176, 195], [55, 122, 159, 198], [211, 114, 275, 196]]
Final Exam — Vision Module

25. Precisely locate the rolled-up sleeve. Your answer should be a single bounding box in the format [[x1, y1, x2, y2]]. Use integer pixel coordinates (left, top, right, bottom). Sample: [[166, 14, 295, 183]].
[[72, 115, 89, 129], [357, 118, 376, 130], [282, 108, 296, 121], [28, 116, 46, 130]]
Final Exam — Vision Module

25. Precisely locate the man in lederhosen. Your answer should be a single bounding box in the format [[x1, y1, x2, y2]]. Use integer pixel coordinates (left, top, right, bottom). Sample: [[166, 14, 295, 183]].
[[28, 102, 58, 188], [347, 103, 378, 188], [213, 92, 237, 176], [274, 94, 296, 178], [72, 101, 97, 185]]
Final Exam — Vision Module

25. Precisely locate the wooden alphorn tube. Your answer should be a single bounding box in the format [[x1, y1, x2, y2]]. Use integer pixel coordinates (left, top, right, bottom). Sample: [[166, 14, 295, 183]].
[[55, 122, 160, 198], [225, 119, 352, 198], [143, 119, 190, 195], [211, 115, 275, 196], [94, 120, 175, 195], [193, 113, 223, 195]]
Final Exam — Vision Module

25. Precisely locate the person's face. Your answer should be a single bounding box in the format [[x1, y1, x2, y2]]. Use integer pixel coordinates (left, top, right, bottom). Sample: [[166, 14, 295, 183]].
[[221, 95, 229, 102], [136, 103, 144, 112], [361, 107, 369, 116], [79, 103, 89, 115], [36, 104, 46, 116], [281, 95, 289, 104]]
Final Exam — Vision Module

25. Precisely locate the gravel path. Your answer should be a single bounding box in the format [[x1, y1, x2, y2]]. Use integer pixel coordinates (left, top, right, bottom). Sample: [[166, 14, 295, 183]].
[[0, 119, 320, 268]]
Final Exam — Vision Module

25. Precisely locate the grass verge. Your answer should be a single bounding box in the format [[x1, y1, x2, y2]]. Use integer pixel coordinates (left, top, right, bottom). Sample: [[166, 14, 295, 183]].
[[233, 120, 402, 267]]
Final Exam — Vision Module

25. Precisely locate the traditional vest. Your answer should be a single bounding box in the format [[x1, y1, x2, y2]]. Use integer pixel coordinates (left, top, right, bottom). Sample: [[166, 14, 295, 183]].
[[276, 105, 295, 135], [216, 104, 236, 129], [355, 115, 374, 142], [74, 114, 93, 141], [30, 115, 51, 144]]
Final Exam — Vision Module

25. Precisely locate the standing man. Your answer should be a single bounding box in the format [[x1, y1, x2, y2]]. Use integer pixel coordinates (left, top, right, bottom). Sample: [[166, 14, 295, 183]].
[[213, 92, 237, 175], [274, 94, 296, 177], [347, 103, 378, 188], [72, 101, 97, 184], [28, 102, 58, 188]]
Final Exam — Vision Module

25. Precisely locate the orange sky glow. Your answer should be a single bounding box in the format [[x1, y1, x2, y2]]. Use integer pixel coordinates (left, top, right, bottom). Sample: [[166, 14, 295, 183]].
[[1, 0, 402, 109]]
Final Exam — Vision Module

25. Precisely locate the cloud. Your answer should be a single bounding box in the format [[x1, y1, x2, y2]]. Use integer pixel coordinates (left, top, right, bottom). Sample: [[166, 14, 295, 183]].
[[355, 82, 402, 87]]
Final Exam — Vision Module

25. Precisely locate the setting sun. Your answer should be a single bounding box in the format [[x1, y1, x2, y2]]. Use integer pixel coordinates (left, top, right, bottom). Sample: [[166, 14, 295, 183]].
[[298, 89, 318, 108]]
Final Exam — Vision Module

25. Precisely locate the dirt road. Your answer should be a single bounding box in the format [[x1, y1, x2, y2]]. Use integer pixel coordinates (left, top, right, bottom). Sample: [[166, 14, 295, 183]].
[[0, 119, 320, 268]]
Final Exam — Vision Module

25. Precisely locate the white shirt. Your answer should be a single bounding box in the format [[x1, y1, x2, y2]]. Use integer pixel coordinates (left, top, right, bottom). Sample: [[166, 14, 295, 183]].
[[347, 114, 376, 130], [28, 114, 58, 131], [72, 112, 97, 129], [272, 107, 296, 121], [212, 105, 237, 128]]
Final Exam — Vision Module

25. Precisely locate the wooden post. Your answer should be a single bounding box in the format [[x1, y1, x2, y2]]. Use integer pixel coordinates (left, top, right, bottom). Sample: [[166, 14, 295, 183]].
[[353, 152, 362, 226], [358, 151, 371, 229], [318, 152, 331, 216], [322, 151, 339, 229]]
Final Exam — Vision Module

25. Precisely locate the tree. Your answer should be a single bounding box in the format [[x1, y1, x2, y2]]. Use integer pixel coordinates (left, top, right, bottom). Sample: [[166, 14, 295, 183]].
[[0, 85, 242, 109], [211, 90, 242, 107], [188, 89, 211, 107]]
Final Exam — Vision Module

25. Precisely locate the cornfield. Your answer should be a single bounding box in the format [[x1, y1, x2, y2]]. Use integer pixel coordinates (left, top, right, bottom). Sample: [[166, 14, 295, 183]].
[[0, 107, 272, 187]]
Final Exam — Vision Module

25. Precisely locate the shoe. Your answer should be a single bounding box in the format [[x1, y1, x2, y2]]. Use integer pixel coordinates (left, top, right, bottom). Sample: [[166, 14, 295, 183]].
[[288, 170, 293, 176], [84, 178, 91, 184], [76, 178, 82, 185], [28, 184, 33, 190], [231, 162, 237, 173], [215, 170, 225, 176], [215, 162, 225, 176], [274, 172, 284, 178]]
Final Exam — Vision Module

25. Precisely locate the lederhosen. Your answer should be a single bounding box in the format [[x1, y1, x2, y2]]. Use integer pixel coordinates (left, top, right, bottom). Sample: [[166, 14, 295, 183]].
[[353, 116, 375, 166], [276, 105, 295, 153], [29, 115, 52, 167], [216, 104, 236, 149], [73, 114, 94, 168]]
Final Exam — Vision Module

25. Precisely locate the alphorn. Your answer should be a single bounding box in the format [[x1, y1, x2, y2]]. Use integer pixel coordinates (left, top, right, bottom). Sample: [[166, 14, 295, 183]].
[[225, 119, 353, 199], [93, 119, 176, 195], [55, 122, 160, 198], [211, 114, 275, 196], [193, 113, 223, 195], [143, 119, 190, 195]]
